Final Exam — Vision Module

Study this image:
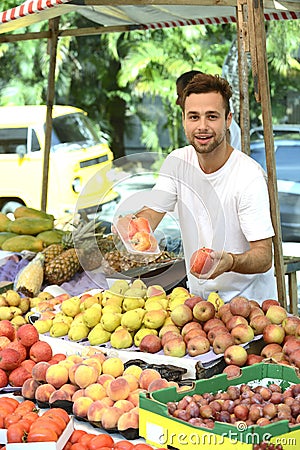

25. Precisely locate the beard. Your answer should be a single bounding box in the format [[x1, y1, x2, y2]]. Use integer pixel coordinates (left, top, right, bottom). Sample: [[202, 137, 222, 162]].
[[188, 125, 228, 155]]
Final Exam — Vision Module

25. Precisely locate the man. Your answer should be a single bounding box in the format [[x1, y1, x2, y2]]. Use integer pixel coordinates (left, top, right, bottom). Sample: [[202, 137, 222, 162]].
[[128, 73, 277, 302], [176, 70, 241, 150]]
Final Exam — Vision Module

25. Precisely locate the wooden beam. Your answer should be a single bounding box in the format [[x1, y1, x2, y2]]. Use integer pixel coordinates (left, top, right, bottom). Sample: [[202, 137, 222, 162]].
[[41, 17, 60, 213], [247, 0, 287, 306]]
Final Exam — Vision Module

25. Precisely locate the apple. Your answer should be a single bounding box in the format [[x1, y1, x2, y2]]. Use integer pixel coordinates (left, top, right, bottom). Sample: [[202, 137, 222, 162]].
[[212, 332, 235, 354], [184, 296, 205, 310], [229, 296, 251, 318], [263, 324, 285, 344], [246, 354, 264, 365], [250, 315, 271, 335], [163, 337, 186, 357], [249, 307, 264, 321], [226, 315, 248, 331], [289, 349, 300, 368], [139, 335, 162, 354], [222, 364, 241, 378], [260, 343, 283, 358], [181, 321, 203, 338], [202, 318, 224, 333], [282, 337, 300, 356], [183, 328, 207, 345], [170, 304, 193, 327], [224, 345, 248, 367], [190, 247, 214, 274], [207, 325, 227, 345], [282, 316, 300, 335], [296, 323, 300, 339], [261, 299, 280, 313], [265, 305, 287, 324], [231, 324, 254, 344], [187, 336, 210, 356], [193, 301, 215, 322]]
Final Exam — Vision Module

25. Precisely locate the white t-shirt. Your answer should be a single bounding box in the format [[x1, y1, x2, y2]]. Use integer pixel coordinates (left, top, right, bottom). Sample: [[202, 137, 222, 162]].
[[145, 146, 277, 303]]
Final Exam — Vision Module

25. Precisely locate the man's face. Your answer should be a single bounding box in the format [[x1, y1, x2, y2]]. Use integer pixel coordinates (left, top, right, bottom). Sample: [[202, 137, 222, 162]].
[[183, 92, 232, 155]]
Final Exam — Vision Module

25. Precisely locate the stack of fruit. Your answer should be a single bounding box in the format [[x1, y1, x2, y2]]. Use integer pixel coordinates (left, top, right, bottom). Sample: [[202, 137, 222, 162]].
[[21, 351, 182, 437], [31, 280, 300, 370]]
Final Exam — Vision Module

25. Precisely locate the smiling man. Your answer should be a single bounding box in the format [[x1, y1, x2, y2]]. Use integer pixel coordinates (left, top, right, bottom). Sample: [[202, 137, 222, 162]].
[[132, 73, 277, 302]]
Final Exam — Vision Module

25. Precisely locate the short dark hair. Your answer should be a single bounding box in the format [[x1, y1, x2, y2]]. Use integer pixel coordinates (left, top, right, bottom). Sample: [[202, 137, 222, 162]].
[[176, 70, 203, 89], [181, 73, 233, 117]]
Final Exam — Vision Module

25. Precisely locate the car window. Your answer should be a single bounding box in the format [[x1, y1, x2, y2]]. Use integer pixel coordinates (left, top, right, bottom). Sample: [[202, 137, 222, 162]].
[[49, 113, 104, 150], [0, 128, 27, 154], [275, 144, 300, 182]]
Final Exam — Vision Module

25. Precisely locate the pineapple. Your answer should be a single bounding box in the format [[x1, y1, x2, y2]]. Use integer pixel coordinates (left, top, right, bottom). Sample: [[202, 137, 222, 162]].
[[43, 217, 105, 284], [42, 243, 64, 265]]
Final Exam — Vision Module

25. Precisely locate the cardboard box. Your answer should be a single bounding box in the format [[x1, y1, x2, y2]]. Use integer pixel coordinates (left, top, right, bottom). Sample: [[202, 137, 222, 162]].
[[5, 416, 74, 450], [139, 363, 300, 449]]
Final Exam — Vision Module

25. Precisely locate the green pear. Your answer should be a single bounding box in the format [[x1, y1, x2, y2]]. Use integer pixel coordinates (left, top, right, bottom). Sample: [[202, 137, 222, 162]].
[[88, 323, 111, 345], [134, 328, 158, 347], [131, 279, 147, 290], [68, 323, 90, 341], [100, 312, 121, 332], [110, 327, 133, 349], [143, 309, 167, 329], [109, 280, 130, 295], [121, 309, 143, 331], [124, 287, 146, 298], [83, 305, 102, 328]]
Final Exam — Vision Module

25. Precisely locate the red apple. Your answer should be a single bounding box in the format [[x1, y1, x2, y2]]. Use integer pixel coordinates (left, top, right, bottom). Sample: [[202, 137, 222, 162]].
[[263, 324, 285, 344], [193, 301, 215, 322], [229, 296, 251, 318], [261, 299, 280, 313], [190, 247, 214, 274]]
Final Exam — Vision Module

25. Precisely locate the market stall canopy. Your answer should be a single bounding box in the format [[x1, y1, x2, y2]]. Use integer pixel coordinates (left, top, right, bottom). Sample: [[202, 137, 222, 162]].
[[0, 0, 299, 35]]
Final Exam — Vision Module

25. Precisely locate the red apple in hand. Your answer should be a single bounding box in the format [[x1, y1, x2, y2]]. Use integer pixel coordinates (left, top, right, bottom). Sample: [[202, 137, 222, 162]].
[[190, 247, 214, 274]]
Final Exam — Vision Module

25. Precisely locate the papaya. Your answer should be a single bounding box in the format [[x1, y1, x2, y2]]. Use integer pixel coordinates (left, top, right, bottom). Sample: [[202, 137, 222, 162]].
[[14, 206, 54, 222], [0, 232, 18, 248], [7, 217, 54, 235], [2, 235, 44, 252], [36, 229, 63, 246], [0, 212, 11, 232]]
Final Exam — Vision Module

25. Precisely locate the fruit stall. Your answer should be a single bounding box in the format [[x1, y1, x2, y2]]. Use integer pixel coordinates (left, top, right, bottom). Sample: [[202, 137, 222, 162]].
[[0, 1, 300, 449], [0, 205, 300, 448]]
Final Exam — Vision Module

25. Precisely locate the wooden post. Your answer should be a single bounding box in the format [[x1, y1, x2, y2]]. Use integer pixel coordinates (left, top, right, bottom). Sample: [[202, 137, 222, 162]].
[[236, 0, 251, 155], [247, 0, 287, 307], [41, 17, 59, 212]]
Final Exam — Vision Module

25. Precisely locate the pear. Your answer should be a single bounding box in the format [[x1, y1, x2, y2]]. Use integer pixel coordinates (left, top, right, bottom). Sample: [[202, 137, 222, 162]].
[[146, 285, 166, 301], [134, 328, 158, 347], [121, 310, 143, 331], [100, 312, 121, 332], [88, 324, 111, 346], [0, 295, 8, 307], [18, 297, 30, 314], [34, 318, 53, 334], [101, 292, 124, 307], [168, 297, 187, 311], [83, 305, 102, 328], [168, 287, 191, 301], [9, 306, 22, 317], [61, 297, 81, 317], [131, 279, 147, 290], [0, 306, 14, 320], [11, 315, 27, 328], [52, 314, 73, 326], [124, 287, 146, 298], [72, 312, 85, 325], [102, 304, 122, 314], [207, 291, 224, 312], [37, 291, 54, 300], [122, 297, 145, 311], [30, 297, 42, 309], [50, 321, 70, 337], [108, 280, 130, 295], [68, 323, 90, 341], [80, 296, 99, 311], [143, 309, 167, 329], [144, 300, 164, 311], [5, 290, 21, 306], [110, 327, 133, 349]]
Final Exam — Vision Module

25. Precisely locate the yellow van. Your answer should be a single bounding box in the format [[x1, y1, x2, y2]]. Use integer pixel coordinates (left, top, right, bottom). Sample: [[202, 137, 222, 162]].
[[0, 105, 119, 220]]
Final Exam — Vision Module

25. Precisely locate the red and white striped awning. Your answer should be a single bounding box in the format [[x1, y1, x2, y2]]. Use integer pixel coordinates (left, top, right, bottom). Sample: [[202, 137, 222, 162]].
[[0, 1, 299, 34]]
